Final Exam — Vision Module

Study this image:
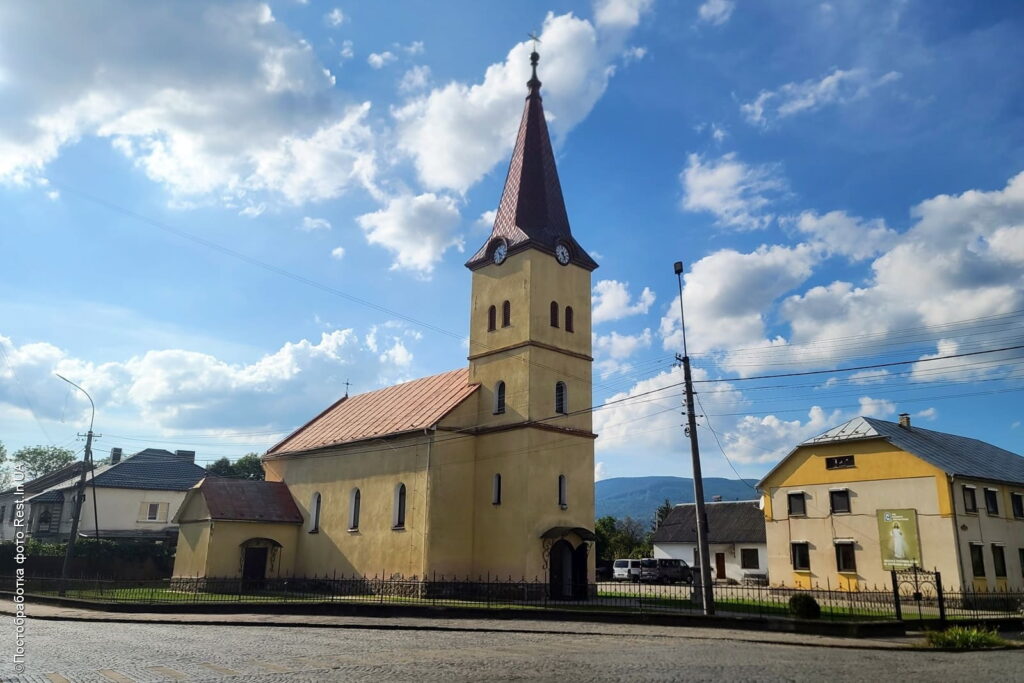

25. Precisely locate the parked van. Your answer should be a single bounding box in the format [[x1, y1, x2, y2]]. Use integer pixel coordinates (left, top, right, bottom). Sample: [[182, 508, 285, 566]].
[[639, 558, 693, 584], [612, 558, 641, 582]]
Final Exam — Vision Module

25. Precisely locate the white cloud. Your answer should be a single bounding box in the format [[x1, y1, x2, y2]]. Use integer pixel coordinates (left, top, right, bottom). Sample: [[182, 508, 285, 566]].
[[592, 280, 656, 324], [915, 407, 937, 420], [623, 46, 647, 63], [330, 246, 345, 260], [475, 209, 497, 231], [594, 328, 652, 377], [356, 193, 463, 274], [325, 8, 345, 27], [0, 328, 419, 432], [299, 216, 331, 231], [0, 2, 377, 204], [594, 461, 607, 481], [340, 40, 354, 60], [403, 41, 425, 56], [660, 244, 816, 362], [394, 10, 647, 193], [367, 51, 397, 69], [741, 68, 901, 127], [794, 210, 897, 261], [398, 65, 432, 93], [680, 153, 786, 230], [858, 396, 896, 418], [723, 407, 841, 465], [594, 0, 653, 29], [697, 0, 735, 26]]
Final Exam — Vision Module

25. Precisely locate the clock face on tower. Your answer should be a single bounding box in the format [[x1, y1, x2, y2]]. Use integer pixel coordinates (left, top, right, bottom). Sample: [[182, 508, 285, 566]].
[[492, 242, 508, 265], [555, 243, 570, 265]]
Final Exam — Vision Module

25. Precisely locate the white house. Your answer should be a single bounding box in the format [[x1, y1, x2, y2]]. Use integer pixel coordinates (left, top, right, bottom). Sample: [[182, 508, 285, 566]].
[[22, 448, 208, 542], [0, 462, 90, 542], [652, 500, 768, 584]]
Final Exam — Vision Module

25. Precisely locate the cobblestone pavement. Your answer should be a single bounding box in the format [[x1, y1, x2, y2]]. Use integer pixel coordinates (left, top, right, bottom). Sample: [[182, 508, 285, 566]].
[[3, 619, 1021, 682]]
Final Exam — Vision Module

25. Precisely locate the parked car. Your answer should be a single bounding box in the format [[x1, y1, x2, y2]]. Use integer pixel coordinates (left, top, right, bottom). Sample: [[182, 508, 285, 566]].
[[612, 558, 641, 582], [639, 558, 693, 584]]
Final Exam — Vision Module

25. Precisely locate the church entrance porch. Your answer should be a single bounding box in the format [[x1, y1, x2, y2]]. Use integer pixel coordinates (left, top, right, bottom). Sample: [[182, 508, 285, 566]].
[[542, 527, 595, 600]]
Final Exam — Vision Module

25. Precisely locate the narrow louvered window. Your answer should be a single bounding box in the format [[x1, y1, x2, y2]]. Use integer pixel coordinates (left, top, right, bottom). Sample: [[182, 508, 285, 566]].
[[550, 301, 559, 328], [565, 306, 574, 333], [502, 300, 511, 327], [494, 381, 506, 415], [487, 305, 496, 332], [555, 381, 567, 414]]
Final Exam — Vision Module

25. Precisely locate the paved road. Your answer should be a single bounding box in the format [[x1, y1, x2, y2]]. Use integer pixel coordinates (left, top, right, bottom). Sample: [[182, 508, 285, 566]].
[[3, 619, 1020, 682]]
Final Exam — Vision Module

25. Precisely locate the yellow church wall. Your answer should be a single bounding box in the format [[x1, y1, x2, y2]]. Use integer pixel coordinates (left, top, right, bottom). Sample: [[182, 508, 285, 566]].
[[202, 521, 299, 578], [268, 434, 430, 579], [172, 521, 211, 577], [523, 252, 592, 359], [762, 440, 960, 589], [468, 252, 532, 362]]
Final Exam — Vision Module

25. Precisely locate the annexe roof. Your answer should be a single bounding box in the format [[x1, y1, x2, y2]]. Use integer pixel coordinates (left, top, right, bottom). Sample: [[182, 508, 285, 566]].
[[267, 368, 478, 456], [652, 501, 766, 545], [178, 478, 302, 524], [759, 416, 1024, 487]]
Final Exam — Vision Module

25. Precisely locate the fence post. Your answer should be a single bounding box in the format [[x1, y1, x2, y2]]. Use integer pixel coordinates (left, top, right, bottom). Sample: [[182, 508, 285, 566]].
[[935, 571, 945, 627], [890, 570, 902, 621]]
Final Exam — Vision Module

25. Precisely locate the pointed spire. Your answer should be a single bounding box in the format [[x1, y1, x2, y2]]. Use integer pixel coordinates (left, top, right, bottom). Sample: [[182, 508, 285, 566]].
[[466, 50, 597, 271]]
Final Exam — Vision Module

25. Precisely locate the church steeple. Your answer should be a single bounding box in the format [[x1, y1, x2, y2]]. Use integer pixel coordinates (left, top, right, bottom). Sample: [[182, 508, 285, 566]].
[[466, 51, 598, 271]]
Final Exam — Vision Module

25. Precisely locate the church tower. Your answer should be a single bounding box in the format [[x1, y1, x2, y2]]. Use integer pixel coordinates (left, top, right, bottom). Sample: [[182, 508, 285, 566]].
[[465, 51, 598, 588]]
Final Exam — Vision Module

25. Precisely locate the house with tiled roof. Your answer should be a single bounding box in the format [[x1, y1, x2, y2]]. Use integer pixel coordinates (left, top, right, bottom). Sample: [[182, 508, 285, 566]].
[[0, 461, 90, 542], [22, 447, 208, 543], [175, 52, 599, 598], [759, 414, 1024, 591], [653, 501, 767, 584]]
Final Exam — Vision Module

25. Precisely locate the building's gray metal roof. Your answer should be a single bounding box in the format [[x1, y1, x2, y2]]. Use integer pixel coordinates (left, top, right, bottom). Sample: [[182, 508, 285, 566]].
[[760, 416, 1024, 487], [652, 501, 765, 545]]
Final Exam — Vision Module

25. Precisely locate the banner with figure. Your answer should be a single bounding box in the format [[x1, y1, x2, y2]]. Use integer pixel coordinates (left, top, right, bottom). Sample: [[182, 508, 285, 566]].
[[876, 509, 922, 570]]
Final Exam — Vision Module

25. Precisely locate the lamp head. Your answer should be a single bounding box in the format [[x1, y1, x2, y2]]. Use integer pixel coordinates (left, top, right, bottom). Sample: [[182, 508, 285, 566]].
[[673, 261, 684, 275]]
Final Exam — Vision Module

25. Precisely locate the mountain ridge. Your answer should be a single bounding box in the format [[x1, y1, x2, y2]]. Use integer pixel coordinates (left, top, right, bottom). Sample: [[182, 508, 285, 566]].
[[596, 475, 759, 522]]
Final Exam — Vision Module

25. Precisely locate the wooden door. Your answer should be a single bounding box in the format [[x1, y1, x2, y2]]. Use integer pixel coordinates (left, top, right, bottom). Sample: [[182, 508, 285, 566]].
[[715, 552, 726, 581]]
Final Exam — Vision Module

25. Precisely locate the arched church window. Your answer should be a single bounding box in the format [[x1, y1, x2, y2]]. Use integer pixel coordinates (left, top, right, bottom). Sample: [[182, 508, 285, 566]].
[[492, 473, 502, 505], [550, 301, 559, 328], [393, 483, 407, 529], [487, 305, 497, 332], [555, 381, 567, 415], [565, 306, 574, 333], [502, 300, 511, 327], [558, 474, 568, 509], [349, 488, 361, 531], [494, 381, 506, 415], [309, 492, 322, 533]]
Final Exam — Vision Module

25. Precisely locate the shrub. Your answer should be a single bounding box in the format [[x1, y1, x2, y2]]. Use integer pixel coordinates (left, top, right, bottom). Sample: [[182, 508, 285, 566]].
[[788, 593, 821, 619], [925, 627, 1009, 650]]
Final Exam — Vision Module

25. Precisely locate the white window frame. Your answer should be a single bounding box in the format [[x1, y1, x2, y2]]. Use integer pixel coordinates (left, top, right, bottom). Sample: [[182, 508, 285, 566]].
[[146, 502, 160, 522]]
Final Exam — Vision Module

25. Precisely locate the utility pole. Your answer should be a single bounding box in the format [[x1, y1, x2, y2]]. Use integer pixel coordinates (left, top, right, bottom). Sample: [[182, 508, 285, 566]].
[[673, 261, 715, 615], [55, 374, 98, 593]]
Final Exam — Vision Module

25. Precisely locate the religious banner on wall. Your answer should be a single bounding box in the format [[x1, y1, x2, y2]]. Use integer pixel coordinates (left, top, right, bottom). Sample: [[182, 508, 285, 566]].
[[876, 509, 922, 570]]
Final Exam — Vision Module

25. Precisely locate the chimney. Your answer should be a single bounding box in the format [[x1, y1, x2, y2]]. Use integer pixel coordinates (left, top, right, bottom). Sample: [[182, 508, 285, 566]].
[[110, 447, 122, 464], [898, 413, 911, 429], [175, 450, 196, 463]]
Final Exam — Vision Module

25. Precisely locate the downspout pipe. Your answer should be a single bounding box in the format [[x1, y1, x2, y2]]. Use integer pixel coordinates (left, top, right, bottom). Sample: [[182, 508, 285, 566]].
[[947, 474, 966, 590]]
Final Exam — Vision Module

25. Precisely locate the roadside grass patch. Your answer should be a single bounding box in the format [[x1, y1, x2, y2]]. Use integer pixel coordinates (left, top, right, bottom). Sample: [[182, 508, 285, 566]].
[[925, 626, 1010, 650]]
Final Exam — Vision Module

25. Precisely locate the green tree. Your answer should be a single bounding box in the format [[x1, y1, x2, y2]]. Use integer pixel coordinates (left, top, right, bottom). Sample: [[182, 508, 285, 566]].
[[232, 453, 265, 480], [594, 515, 618, 563], [12, 445, 75, 478], [654, 498, 673, 530], [205, 457, 234, 477]]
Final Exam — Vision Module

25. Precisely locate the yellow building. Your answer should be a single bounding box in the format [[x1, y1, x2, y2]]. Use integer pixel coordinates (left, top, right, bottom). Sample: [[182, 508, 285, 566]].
[[759, 414, 1024, 591], [173, 52, 599, 598]]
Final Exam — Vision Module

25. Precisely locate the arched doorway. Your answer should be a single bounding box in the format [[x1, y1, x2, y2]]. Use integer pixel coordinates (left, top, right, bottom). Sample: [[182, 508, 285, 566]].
[[239, 538, 281, 589], [549, 540, 574, 600]]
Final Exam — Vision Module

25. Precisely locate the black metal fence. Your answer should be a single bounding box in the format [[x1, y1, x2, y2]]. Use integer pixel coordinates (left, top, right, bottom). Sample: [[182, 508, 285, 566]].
[[2, 574, 1021, 624]]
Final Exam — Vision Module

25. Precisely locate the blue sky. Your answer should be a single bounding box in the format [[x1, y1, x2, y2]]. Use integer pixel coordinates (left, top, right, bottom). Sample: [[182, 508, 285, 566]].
[[1, 0, 1022, 481]]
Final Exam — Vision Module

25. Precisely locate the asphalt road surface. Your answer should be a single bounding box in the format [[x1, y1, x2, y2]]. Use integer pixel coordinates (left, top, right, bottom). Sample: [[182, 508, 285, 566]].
[[4, 619, 1020, 682]]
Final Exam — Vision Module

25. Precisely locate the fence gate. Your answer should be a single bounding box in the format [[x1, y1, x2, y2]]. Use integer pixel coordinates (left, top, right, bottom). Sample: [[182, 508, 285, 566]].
[[891, 566, 945, 625]]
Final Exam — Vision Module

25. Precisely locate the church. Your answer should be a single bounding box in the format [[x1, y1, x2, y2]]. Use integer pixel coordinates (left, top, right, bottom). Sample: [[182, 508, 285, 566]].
[[172, 51, 599, 597]]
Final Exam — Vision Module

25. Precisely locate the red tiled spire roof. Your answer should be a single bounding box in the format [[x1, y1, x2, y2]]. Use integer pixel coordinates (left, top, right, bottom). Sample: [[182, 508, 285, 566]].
[[466, 51, 598, 271]]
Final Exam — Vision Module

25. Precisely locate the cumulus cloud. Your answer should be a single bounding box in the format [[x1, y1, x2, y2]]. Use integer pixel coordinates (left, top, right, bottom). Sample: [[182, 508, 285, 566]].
[[0, 1, 376, 204], [367, 51, 397, 69], [330, 246, 345, 260], [340, 40, 354, 60], [398, 65, 432, 93], [594, 0, 653, 30], [793, 210, 897, 261], [594, 328, 652, 377], [325, 8, 345, 27], [355, 193, 463, 274], [680, 153, 786, 230], [592, 280, 656, 324], [660, 244, 817, 361], [299, 216, 331, 232], [697, 0, 735, 26], [394, 9, 648, 193], [622, 46, 647, 63], [0, 329, 419, 433], [741, 68, 901, 127]]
